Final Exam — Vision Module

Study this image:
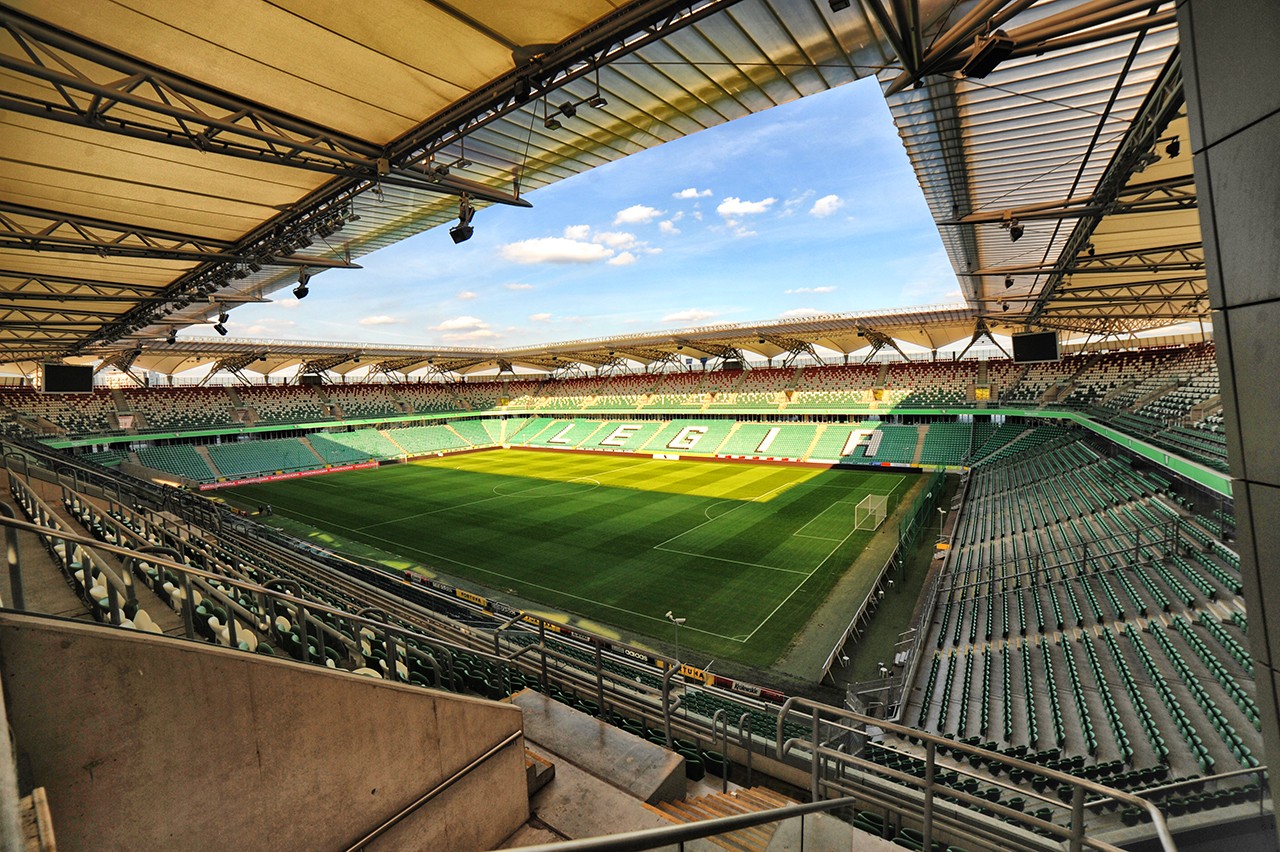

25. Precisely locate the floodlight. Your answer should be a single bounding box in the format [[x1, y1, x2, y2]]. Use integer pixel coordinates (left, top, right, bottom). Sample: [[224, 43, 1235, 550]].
[[543, 116, 562, 130], [828, 0, 851, 10], [218, 312, 229, 324], [1009, 219, 1024, 242], [1165, 137, 1181, 158], [559, 101, 576, 118], [587, 94, 608, 108], [213, 322, 228, 336], [293, 282, 309, 299], [1004, 275, 1013, 289], [450, 197, 475, 244], [166, 328, 177, 345]]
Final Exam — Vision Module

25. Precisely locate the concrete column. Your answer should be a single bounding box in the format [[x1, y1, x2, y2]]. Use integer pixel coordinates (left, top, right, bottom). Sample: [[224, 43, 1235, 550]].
[[1177, 0, 1280, 815]]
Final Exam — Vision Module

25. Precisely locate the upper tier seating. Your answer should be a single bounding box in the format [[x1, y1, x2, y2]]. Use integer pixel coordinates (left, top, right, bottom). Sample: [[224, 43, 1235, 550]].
[[124, 387, 237, 431], [237, 386, 330, 424]]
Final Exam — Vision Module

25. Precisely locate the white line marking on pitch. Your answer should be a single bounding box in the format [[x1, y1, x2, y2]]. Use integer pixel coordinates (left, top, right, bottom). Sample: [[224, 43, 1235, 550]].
[[652, 545, 809, 575], [741, 473, 908, 642], [286, 506, 748, 642], [654, 480, 796, 549]]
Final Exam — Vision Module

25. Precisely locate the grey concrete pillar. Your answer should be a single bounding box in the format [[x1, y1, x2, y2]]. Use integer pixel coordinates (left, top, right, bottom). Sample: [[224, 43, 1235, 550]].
[[1177, 0, 1280, 808]]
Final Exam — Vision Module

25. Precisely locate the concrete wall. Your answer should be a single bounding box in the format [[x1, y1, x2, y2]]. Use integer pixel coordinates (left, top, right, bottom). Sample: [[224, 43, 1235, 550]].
[[1178, 1, 1280, 843], [0, 613, 527, 851]]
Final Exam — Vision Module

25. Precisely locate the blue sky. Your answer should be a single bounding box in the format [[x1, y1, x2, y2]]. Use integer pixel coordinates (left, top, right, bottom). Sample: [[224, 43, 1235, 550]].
[[211, 78, 958, 348]]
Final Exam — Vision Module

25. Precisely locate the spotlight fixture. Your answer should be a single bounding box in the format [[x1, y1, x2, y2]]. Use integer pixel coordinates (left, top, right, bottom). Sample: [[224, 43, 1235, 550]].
[[298, 267, 311, 287], [828, 0, 851, 10], [1003, 275, 1013, 289], [1009, 219, 1024, 242], [166, 328, 177, 345], [587, 94, 607, 109], [247, 258, 263, 273], [1086, 243, 1096, 256], [559, 101, 576, 119], [1165, 137, 1181, 158], [543, 115, 562, 131], [514, 77, 532, 104], [449, 196, 475, 244], [293, 282, 309, 299], [962, 30, 1015, 79], [1001, 302, 1009, 312], [213, 322, 228, 336], [218, 311, 229, 324]]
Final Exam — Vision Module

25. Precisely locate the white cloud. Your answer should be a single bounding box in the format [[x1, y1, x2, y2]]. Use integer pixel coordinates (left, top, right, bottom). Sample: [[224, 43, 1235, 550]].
[[673, 187, 712, 199], [786, 286, 837, 295], [717, 196, 776, 217], [456, 290, 477, 301], [780, 308, 821, 318], [593, 231, 638, 250], [659, 220, 681, 235], [443, 328, 500, 341], [504, 282, 534, 291], [662, 308, 717, 324], [431, 315, 499, 341], [528, 312, 553, 322], [810, 194, 845, 218], [359, 315, 400, 326], [608, 251, 638, 266], [731, 225, 758, 239], [563, 224, 591, 240], [500, 237, 614, 264], [614, 204, 664, 225], [432, 315, 487, 332]]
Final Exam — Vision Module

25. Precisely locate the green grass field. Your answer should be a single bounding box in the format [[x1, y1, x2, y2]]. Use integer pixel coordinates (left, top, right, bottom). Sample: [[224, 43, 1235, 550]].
[[228, 450, 916, 667]]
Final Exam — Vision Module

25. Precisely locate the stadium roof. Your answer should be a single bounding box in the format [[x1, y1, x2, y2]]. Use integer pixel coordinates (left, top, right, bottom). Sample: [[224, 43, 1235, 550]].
[[0, 0, 1197, 377]]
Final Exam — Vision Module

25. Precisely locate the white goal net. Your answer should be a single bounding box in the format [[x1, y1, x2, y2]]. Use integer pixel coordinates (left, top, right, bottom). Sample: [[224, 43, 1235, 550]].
[[854, 493, 889, 531]]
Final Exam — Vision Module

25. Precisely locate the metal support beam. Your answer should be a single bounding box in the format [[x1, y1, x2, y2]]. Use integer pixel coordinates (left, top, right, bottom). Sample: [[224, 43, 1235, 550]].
[[0, 11, 528, 208], [1028, 50, 1185, 324]]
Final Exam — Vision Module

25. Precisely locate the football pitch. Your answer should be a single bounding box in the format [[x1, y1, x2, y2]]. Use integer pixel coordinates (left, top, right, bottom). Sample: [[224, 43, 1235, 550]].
[[228, 450, 917, 667]]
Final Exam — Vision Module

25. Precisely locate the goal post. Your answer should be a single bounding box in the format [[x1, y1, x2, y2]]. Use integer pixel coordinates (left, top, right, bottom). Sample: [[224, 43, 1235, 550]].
[[854, 493, 889, 531]]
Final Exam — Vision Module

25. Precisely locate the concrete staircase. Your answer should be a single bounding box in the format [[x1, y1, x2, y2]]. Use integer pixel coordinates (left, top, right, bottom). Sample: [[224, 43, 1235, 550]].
[[645, 787, 797, 851]]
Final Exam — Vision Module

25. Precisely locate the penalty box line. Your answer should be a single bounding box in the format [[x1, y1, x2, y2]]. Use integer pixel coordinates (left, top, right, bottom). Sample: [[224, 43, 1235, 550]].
[[791, 474, 906, 541], [742, 473, 909, 642]]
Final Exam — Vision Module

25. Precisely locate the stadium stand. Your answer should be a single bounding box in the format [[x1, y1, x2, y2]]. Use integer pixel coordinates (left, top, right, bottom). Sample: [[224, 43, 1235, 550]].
[[205, 437, 323, 477], [641, 418, 737, 454], [135, 444, 217, 482], [236, 385, 330, 424], [123, 387, 237, 431], [0, 388, 119, 436], [307, 430, 400, 463], [323, 383, 404, 419], [384, 424, 469, 455]]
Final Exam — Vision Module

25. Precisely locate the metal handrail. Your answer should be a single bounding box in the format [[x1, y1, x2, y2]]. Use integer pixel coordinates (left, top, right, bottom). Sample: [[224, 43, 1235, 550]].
[[343, 729, 523, 851], [513, 794, 860, 852], [774, 695, 1178, 852], [0, 512, 493, 686]]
